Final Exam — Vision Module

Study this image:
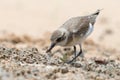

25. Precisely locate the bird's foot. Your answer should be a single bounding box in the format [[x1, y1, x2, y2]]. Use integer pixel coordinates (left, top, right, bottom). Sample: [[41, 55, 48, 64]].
[[66, 60, 74, 64], [65, 58, 76, 64]]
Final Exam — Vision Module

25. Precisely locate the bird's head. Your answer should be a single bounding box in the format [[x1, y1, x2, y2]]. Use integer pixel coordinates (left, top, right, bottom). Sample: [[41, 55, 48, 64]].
[[46, 29, 67, 52]]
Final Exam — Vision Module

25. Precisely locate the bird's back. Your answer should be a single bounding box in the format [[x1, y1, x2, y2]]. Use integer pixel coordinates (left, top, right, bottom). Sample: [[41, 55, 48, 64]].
[[60, 9, 101, 33], [60, 16, 91, 33]]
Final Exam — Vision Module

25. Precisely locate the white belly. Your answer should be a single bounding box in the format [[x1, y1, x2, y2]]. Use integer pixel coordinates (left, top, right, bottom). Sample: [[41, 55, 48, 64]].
[[65, 37, 85, 46]]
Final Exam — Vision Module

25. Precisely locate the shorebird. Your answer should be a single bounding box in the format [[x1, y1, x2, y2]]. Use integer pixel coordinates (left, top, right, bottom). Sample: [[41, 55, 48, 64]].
[[46, 9, 101, 63]]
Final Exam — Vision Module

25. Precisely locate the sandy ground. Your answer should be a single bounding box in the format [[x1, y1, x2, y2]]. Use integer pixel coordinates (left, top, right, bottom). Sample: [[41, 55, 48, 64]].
[[0, 33, 120, 80], [0, 0, 120, 80]]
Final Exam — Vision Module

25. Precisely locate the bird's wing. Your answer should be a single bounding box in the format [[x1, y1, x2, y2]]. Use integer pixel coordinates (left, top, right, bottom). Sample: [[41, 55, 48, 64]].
[[63, 16, 90, 33]]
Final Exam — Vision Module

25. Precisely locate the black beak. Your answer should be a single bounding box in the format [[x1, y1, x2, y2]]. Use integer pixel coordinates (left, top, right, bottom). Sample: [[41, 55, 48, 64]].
[[46, 43, 56, 53]]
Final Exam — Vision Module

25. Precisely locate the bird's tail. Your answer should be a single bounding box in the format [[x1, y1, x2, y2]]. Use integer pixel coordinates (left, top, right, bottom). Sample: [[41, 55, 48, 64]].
[[92, 9, 103, 15]]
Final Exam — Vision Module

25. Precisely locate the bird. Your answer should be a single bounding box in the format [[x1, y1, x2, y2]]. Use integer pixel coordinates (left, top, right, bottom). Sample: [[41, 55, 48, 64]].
[[46, 9, 102, 64]]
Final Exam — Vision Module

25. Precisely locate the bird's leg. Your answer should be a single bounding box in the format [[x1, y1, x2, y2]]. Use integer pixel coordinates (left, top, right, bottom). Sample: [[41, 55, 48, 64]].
[[79, 44, 82, 56], [73, 46, 76, 57], [73, 46, 77, 62], [79, 44, 84, 57], [67, 44, 82, 64]]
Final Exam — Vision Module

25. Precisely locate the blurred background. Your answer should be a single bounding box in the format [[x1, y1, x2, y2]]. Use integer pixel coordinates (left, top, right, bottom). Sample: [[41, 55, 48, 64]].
[[0, 0, 120, 50]]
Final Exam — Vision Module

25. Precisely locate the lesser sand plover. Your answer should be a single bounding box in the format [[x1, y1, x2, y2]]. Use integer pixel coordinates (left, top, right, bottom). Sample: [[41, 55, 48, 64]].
[[46, 9, 101, 63]]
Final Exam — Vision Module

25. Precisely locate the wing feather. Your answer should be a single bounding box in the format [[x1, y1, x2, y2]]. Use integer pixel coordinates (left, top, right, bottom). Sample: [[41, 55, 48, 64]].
[[60, 16, 90, 33]]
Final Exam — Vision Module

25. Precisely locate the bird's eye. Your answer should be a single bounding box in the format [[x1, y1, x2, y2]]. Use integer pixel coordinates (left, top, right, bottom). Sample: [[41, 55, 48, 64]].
[[56, 33, 65, 42], [56, 37, 63, 42]]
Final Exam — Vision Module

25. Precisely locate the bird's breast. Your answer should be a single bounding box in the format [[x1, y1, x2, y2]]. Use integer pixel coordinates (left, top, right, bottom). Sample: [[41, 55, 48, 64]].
[[65, 34, 85, 46]]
